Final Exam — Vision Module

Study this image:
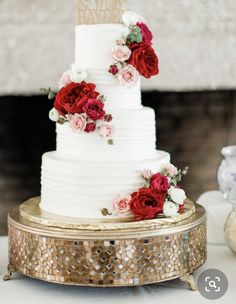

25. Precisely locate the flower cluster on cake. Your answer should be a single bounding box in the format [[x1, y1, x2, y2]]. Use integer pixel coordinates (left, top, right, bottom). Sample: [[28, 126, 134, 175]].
[[42, 81, 114, 144], [39, 10, 189, 222], [109, 11, 159, 87], [103, 164, 188, 221]]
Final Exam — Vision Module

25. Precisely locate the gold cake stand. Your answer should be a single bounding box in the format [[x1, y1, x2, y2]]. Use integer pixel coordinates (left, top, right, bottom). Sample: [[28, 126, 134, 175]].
[[4, 198, 207, 290]]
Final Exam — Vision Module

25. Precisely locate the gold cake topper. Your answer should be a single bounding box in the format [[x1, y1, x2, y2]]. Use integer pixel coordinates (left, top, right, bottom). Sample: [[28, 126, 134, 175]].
[[77, 0, 126, 24]]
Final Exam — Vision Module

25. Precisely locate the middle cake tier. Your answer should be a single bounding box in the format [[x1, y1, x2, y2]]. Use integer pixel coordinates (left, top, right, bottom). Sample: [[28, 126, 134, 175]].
[[56, 107, 157, 161], [40, 150, 170, 218]]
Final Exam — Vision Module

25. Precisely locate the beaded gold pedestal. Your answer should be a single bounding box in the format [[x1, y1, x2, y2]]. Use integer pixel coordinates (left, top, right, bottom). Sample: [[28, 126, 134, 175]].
[[4, 199, 207, 290]]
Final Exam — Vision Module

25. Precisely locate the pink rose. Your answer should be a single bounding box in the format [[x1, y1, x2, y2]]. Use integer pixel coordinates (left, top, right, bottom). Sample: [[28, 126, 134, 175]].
[[83, 98, 106, 121], [113, 195, 131, 216], [150, 173, 169, 194], [67, 113, 86, 132], [99, 125, 113, 138], [112, 45, 131, 62], [119, 64, 139, 87], [58, 70, 72, 89], [84, 122, 96, 133], [137, 22, 153, 45], [142, 169, 153, 180], [163, 164, 178, 177]]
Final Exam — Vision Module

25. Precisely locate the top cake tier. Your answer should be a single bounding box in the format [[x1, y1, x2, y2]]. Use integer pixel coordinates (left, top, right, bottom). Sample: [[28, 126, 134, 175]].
[[73, 24, 142, 111]]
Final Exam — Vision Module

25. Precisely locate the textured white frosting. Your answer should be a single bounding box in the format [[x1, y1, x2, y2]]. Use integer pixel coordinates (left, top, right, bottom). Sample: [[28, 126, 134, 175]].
[[56, 107, 156, 160], [40, 151, 170, 218], [74, 24, 142, 111]]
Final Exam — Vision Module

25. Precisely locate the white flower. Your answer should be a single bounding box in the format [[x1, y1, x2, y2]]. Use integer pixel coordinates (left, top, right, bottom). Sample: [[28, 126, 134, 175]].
[[118, 64, 140, 87], [121, 27, 130, 37], [70, 64, 88, 83], [49, 108, 60, 122], [112, 45, 131, 62], [168, 187, 186, 205], [163, 201, 179, 217], [122, 11, 146, 27]]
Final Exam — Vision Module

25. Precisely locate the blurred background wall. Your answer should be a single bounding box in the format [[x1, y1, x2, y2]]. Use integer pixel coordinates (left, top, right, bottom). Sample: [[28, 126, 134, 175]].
[[0, 0, 236, 234], [1, 0, 236, 93]]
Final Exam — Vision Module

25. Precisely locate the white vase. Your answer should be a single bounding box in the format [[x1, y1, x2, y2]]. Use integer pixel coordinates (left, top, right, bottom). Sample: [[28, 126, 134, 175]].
[[217, 146, 236, 199]]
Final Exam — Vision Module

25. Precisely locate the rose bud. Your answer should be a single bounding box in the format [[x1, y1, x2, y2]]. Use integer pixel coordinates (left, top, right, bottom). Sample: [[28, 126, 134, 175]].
[[109, 65, 119, 75], [104, 114, 113, 122]]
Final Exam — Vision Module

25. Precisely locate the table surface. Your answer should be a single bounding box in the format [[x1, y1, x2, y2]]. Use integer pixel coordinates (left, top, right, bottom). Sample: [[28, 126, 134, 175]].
[[0, 237, 235, 304]]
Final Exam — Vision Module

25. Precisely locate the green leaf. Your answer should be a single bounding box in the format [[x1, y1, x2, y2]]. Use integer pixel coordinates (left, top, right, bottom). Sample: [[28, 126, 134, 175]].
[[57, 117, 67, 125], [127, 26, 142, 44], [99, 95, 107, 103], [101, 208, 112, 216], [40, 86, 56, 100], [107, 139, 114, 145]]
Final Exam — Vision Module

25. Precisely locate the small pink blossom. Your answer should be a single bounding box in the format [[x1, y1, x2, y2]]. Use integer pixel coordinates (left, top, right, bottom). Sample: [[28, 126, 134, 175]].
[[162, 164, 178, 177], [119, 64, 139, 87], [58, 70, 72, 89], [99, 124, 113, 138], [112, 45, 131, 62], [142, 169, 153, 180], [67, 113, 86, 132], [113, 195, 131, 216]]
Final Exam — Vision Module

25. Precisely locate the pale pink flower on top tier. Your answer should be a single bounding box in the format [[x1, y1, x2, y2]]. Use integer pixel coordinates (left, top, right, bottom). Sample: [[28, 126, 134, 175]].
[[113, 195, 132, 216], [99, 124, 113, 139], [58, 70, 72, 89], [119, 64, 139, 87], [112, 45, 131, 62], [67, 113, 86, 133]]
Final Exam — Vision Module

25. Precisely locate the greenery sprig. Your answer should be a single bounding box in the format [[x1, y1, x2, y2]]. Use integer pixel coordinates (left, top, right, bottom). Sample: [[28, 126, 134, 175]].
[[40, 87, 56, 100], [126, 25, 142, 44]]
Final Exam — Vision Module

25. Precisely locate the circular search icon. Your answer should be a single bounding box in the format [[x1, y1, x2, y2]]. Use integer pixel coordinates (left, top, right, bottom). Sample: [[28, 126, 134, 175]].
[[197, 269, 228, 300]]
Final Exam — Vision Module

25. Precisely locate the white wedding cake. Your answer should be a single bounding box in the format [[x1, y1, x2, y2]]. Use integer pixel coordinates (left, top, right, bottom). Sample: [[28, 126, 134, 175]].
[[40, 11, 187, 221]]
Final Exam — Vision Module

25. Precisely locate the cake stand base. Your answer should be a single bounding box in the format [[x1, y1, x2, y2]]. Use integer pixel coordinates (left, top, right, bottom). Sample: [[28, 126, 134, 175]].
[[3, 201, 207, 290]]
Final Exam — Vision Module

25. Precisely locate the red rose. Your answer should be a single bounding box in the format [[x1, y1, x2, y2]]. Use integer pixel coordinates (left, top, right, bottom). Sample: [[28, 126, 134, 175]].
[[83, 98, 106, 121], [109, 65, 119, 75], [129, 188, 165, 221], [128, 42, 159, 78], [54, 81, 99, 115], [84, 122, 96, 133], [137, 22, 153, 45], [150, 173, 169, 193]]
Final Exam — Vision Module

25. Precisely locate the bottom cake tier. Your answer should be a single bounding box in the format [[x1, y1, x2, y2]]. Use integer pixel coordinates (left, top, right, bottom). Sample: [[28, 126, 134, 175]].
[[40, 150, 170, 218], [5, 201, 206, 288]]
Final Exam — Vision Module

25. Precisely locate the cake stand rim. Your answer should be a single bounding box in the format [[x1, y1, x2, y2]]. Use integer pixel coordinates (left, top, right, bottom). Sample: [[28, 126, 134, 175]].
[[8, 203, 206, 239], [19, 196, 196, 230]]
